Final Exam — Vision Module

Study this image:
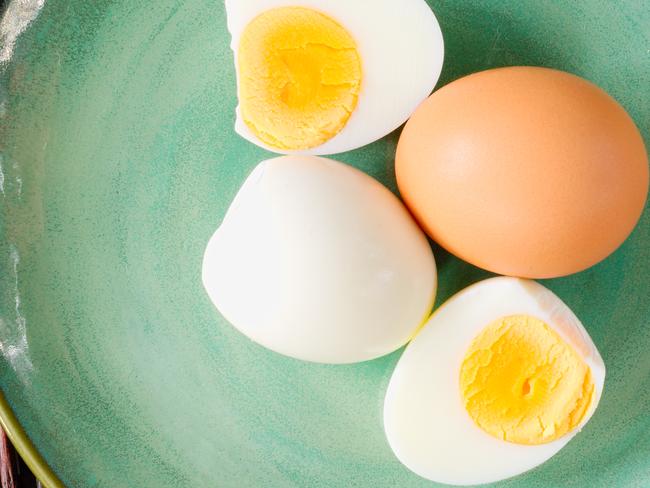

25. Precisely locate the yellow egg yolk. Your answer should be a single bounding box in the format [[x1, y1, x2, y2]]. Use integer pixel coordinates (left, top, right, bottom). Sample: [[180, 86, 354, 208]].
[[460, 315, 594, 445], [237, 7, 362, 150]]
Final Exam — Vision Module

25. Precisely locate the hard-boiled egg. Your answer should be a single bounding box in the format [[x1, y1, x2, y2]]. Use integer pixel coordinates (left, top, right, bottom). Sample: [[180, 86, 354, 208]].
[[224, 0, 444, 154], [384, 277, 605, 485], [202, 155, 436, 364], [396, 67, 649, 278]]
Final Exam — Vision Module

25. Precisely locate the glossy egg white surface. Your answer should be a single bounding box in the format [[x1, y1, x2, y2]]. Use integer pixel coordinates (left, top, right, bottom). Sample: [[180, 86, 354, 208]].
[[202, 155, 437, 364], [224, 0, 445, 155], [384, 277, 605, 486]]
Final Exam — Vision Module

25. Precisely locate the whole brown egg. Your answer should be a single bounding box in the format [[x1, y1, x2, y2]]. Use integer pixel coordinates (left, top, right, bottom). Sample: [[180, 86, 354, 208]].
[[396, 67, 649, 278]]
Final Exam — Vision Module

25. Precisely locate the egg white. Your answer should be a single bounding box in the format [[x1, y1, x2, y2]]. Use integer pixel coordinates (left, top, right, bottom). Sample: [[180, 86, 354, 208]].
[[383, 277, 606, 486], [202, 155, 436, 364], [224, 0, 445, 155]]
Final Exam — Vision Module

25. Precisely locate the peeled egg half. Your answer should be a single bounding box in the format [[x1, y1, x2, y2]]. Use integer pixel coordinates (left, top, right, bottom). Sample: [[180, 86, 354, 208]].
[[202, 155, 436, 364], [224, 0, 444, 154], [384, 277, 605, 485]]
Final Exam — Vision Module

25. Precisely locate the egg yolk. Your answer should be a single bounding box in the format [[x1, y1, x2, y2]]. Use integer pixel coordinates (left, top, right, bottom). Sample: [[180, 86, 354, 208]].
[[460, 315, 594, 445], [237, 7, 362, 150]]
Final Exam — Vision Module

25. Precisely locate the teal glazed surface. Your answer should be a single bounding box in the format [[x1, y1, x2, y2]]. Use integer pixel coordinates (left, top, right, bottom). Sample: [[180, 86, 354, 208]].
[[0, 0, 649, 487]]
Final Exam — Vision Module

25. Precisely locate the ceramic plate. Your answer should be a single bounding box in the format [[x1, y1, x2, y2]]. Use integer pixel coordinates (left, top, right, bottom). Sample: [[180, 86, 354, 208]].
[[0, 1, 648, 487]]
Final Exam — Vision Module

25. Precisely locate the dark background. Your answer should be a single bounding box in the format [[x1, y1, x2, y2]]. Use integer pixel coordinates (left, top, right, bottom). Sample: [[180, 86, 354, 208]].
[[1, 429, 39, 487]]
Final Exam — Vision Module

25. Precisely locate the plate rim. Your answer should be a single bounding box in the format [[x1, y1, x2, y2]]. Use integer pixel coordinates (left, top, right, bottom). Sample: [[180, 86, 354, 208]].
[[0, 390, 64, 488]]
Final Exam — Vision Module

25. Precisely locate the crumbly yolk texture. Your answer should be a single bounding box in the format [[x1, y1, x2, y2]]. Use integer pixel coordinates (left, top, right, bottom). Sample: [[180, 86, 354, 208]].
[[460, 315, 594, 445], [237, 7, 362, 150]]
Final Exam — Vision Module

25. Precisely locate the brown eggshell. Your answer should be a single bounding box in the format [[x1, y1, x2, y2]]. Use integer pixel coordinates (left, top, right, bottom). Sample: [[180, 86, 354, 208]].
[[396, 67, 649, 278]]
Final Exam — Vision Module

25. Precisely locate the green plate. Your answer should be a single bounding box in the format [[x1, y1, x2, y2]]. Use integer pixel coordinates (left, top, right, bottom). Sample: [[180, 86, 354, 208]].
[[1, 1, 648, 487]]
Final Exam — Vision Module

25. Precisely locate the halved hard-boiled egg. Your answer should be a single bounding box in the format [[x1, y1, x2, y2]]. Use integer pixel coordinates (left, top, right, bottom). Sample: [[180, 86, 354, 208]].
[[202, 155, 436, 364], [224, 0, 444, 154], [384, 277, 605, 485]]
